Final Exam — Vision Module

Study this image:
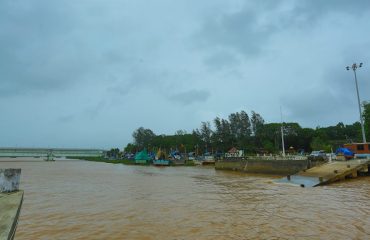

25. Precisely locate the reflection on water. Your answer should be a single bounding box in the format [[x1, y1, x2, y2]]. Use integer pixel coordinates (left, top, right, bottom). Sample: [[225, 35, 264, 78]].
[[1, 158, 370, 239]]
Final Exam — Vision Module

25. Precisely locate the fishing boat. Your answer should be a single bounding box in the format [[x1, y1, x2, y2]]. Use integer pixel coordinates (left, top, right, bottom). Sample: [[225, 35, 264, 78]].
[[153, 149, 171, 166], [153, 159, 171, 166], [202, 152, 215, 165], [170, 150, 185, 165], [187, 152, 201, 165], [134, 150, 151, 164]]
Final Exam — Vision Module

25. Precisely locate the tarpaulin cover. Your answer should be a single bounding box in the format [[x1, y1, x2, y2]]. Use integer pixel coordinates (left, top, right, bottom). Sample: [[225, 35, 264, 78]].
[[335, 148, 354, 157], [135, 150, 151, 160]]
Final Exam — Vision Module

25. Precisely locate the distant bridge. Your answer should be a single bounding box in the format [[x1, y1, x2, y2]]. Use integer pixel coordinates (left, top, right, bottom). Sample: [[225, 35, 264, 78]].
[[0, 147, 106, 158]]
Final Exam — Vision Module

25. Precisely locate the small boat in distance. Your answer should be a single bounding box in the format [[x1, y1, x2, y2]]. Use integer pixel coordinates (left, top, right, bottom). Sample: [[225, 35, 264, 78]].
[[153, 149, 170, 166], [134, 150, 151, 165], [170, 150, 185, 165], [153, 159, 171, 166], [202, 152, 215, 165]]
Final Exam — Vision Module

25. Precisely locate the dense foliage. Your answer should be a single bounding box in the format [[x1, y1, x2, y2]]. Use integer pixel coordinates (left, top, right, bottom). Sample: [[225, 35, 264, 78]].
[[363, 102, 370, 140], [124, 107, 370, 155]]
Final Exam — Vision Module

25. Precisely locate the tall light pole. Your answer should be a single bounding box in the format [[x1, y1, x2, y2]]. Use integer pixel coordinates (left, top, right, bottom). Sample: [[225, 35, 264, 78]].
[[346, 62, 366, 143], [280, 106, 286, 157]]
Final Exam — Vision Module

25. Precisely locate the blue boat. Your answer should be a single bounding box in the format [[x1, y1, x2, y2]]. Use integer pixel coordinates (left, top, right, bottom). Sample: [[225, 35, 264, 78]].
[[153, 159, 171, 166], [169, 150, 185, 165]]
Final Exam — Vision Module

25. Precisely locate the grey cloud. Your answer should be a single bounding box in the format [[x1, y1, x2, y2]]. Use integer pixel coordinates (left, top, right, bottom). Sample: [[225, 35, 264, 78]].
[[198, 8, 269, 57], [196, 0, 370, 62], [84, 99, 108, 120], [0, 1, 80, 96], [169, 89, 210, 105], [281, 90, 348, 129], [203, 50, 242, 70], [0, 1, 137, 98], [107, 66, 170, 97], [295, 1, 370, 19], [281, 63, 370, 126], [57, 114, 75, 123], [1, 0, 370, 148]]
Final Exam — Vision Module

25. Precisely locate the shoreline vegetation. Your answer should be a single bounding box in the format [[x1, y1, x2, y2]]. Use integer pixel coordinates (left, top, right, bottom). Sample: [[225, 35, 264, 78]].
[[67, 156, 136, 165], [125, 107, 370, 156], [68, 156, 196, 166]]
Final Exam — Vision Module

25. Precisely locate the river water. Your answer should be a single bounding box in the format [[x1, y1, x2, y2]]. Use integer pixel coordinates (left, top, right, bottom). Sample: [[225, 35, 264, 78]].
[[1, 158, 370, 239]]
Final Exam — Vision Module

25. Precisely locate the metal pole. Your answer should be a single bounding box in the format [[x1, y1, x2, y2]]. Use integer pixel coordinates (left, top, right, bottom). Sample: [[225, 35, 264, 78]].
[[353, 69, 367, 143], [280, 107, 286, 157]]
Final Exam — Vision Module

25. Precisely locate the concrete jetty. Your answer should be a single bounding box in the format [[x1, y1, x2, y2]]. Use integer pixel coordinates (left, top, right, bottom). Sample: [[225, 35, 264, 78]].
[[0, 169, 23, 240], [277, 159, 370, 187]]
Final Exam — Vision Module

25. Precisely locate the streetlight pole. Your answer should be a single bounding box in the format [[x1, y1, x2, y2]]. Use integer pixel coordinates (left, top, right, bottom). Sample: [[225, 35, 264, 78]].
[[346, 62, 366, 143], [280, 106, 286, 157]]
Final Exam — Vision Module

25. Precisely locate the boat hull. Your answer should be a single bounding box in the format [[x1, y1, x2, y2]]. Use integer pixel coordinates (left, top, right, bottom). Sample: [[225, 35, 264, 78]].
[[153, 159, 170, 166]]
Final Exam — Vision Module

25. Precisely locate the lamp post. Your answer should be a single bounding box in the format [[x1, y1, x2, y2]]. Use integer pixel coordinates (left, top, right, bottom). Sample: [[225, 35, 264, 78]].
[[346, 62, 366, 143], [280, 106, 286, 157]]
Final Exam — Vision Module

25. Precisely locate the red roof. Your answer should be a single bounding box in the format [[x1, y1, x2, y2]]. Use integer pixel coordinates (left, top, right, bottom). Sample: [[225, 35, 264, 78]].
[[228, 147, 238, 153]]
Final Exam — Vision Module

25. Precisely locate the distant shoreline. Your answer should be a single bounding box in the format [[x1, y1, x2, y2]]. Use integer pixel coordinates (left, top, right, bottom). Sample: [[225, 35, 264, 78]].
[[67, 156, 136, 165]]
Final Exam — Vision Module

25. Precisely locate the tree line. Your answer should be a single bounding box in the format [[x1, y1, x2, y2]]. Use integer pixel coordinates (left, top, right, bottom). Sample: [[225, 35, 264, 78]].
[[124, 104, 370, 155]]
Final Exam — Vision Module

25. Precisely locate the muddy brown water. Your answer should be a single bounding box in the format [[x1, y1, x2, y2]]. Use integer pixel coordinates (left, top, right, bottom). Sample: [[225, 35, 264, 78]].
[[1, 157, 370, 239]]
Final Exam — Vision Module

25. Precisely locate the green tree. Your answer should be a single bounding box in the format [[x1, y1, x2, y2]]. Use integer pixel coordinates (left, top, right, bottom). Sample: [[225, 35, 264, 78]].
[[239, 111, 252, 139], [107, 148, 120, 158], [251, 111, 265, 149], [228, 111, 251, 148], [124, 143, 137, 153], [259, 123, 280, 153], [132, 127, 156, 149], [310, 137, 331, 152], [251, 111, 264, 136], [212, 117, 223, 150], [200, 121, 213, 152], [363, 102, 370, 141]]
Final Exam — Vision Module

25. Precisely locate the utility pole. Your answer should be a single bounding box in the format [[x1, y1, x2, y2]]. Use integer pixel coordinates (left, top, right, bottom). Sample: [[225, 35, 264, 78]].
[[280, 107, 286, 157], [346, 63, 366, 143]]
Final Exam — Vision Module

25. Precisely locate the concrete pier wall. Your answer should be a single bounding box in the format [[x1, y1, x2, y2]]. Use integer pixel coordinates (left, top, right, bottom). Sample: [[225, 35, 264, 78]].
[[0, 191, 24, 240], [0, 168, 23, 240], [215, 159, 310, 175]]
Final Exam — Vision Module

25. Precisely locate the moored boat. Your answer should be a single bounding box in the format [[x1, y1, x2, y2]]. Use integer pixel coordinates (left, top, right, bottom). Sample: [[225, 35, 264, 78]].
[[153, 159, 171, 166], [134, 150, 151, 164], [170, 150, 185, 165], [202, 153, 215, 165], [153, 149, 171, 166]]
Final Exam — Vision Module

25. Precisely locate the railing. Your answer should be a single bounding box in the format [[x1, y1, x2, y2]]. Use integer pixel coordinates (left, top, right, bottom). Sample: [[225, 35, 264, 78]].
[[217, 155, 308, 162]]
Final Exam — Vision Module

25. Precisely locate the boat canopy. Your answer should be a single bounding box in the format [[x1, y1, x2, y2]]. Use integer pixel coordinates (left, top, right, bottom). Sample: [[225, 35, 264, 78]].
[[135, 150, 151, 160]]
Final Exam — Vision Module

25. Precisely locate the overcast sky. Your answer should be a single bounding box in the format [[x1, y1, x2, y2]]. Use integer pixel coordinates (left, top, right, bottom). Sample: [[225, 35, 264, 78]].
[[1, 0, 370, 149]]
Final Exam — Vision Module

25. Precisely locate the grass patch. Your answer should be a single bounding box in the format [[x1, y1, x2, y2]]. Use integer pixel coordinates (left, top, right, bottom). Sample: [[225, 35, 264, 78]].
[[67, 156, 136, 165], [68, 156, 196, 167], [184, 160, 196, 166]]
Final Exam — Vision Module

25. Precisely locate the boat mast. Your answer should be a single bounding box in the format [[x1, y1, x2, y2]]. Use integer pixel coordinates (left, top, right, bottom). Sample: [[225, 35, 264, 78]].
[[280, 107, 286, 157]]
